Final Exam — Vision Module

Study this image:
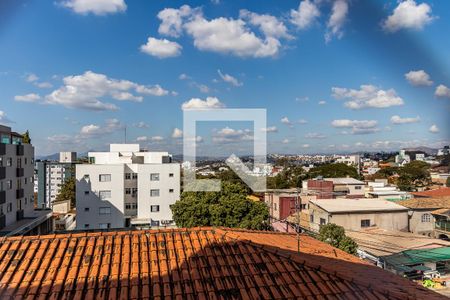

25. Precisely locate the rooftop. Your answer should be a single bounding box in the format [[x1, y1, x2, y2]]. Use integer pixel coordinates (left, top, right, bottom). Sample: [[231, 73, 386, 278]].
[[397, 197, 450, 209], [0, 227, 441, 299], [324, 177, 365, 185], [412, 187, 450, 198], [346, 228, 450, 257], [310, 199, 408, 213]]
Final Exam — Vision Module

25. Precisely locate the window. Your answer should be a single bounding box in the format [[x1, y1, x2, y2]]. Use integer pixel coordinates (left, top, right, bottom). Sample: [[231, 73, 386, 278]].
[[151, 220, 160, 227], [320, 218, 326, 225], [132, 173, 138, 180], [84, 191, 89, 195], [99, 174, 111, 182], [355, 186, 362, 190], [84, 207, 90, 212], [6, 158, 12, 167], [361, 219, 371, 228], [125, 203, 132, 209], [125, 188, 131, 195], [7, 180, 12, 190], [99, 223, 111, 229], [125, 173, 131, 180], [132, 203, 137, 209], [84, 224, 90, 228], [7, 203, 12, 212], [150, 173, 160, 181], [99, 207, 111, 215], [169, 189, 174, 193], [98, 190, 111, 200], [150, 189, 160, 197], [151, 205, 160, 212], [132, 188, 138, 197], [421, 214, 431, 223], [169, 173, 174, 177], [310, 214, 314, 223]]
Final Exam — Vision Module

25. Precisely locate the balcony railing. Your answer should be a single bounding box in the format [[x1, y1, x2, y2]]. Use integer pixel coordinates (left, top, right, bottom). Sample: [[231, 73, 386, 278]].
[[16, 168, 24, 177], [435, 220, 450, 232], [16, 145, 24, 156], [0, 191, 5, 205]]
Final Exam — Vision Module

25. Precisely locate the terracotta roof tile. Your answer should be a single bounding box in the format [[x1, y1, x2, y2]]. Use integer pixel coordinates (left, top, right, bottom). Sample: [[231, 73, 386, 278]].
[[0, 227, 443, 299], [412, 187, 450, 198]]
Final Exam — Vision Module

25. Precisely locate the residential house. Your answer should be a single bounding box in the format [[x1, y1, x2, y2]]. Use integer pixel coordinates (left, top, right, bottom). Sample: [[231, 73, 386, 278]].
[[302, 177, 365, 198], [365, 179, 410, 201]]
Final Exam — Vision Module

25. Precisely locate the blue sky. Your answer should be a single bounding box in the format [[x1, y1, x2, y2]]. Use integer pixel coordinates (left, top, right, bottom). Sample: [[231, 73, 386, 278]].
[[0, 0, 449, 156]]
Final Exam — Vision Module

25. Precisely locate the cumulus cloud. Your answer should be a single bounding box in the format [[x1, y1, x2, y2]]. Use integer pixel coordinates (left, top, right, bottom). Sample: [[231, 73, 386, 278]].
[[318, 100, 326, 105], [61, 0, 127, 15], [133, 121, 149, 129], [35, 82, 53, 89], [171, 128, 183, 138], [435, 84, 450, 99], [14, 93, 41, 103], [45, 71, 169, 111], [281, 117, 293, 128], [382, 0, 434, 33], [217, 70, 243, 87], [79, 118, 124, 138], [140, 37, 182, 58], [290, 0, 320, 30], [179, 73, 190, 80], [282, 139, 289, 144], [212, 127, 253, 143], [0, 111, 13, 124], [261, 126, 278, 133], [24, 73, 53, 88], [405, 70, 433, 86], [325, 0, 349, 42], [332, 119, 379, 134], [390, 115, 420, 124], [332, 84, 404, 109], [156, 5, 283, 58], [239, 9, 292, 39], [181, 97, 225, 110], [429, 124, 439, 133], [25, 73, 39, 82], [305, 132, 326, 139]]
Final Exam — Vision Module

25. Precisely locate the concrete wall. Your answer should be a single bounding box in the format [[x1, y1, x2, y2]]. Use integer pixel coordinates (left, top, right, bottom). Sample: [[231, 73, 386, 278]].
[[409, 210, 434, 236]]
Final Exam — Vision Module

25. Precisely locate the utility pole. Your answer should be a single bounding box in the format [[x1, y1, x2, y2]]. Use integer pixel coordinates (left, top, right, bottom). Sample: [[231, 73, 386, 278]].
[[124, 125, 127, 143], [295, 188, 302, 253]]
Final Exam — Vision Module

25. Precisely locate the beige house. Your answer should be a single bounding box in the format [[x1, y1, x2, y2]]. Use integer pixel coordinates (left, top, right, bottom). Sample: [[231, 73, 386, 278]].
[[309, 199, 409, 232]]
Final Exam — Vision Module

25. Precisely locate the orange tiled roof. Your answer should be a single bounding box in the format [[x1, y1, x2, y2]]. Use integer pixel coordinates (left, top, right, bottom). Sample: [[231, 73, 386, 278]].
[[0, 227, 441, 299], [398, 197, 450, 209], [412, 187, 450, 198]]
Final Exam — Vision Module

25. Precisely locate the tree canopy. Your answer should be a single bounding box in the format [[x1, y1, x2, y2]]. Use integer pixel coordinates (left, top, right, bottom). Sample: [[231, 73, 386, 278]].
[[308, 163, 360, 179], [22, 130, 31, 144], [171, 182, 270, 230], [446, 176, 450, 188], [267, 166, 306, 189], [318, 223, 358, 255], [55, 177, 76, 208]]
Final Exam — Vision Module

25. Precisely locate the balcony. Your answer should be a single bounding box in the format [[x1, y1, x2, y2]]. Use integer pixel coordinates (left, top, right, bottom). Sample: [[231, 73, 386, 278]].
[[0, 214, 5, 230], [0, 166, 5, 180], [16, 209, 24, 221], [0, 143, 5, 155], [16, 188, 24, 199], [435, 220, 450, 232], [16, 144, 24, 156], [16, 168, 24, 178], [0, 191, 5, 205]]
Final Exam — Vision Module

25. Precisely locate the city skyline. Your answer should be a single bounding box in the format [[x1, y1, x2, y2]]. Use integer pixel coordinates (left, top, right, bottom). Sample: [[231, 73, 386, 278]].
[[0, 0, 449, 156]]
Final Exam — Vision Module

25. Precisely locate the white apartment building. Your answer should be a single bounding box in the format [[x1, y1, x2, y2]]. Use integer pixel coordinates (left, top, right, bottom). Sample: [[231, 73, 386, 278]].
[[76, 144, 180, 230], [0, 125, 53, 235], [395, 150, 411, 166]]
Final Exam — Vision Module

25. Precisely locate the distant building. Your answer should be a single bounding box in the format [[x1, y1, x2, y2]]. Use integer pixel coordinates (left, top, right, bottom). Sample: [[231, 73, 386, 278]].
[[36, 152, 77, 208], [264, 189, 308, 222], [309, 198, 409, 232], [415, 153, 425, 161], [303, 177, 365, 198], [395, 150, 411, 166], [437, 146, 450, 156], [76, 144, 180, 230], [365, 180, 410, 201], [335, 154, 360, 171], [0, 125, 52, 236]]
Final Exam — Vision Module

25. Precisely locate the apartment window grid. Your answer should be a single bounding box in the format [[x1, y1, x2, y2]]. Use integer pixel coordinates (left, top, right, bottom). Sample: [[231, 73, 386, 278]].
[[132, 173, 138, 180], [151, 205, 160, 212], [150, 173, 160, 181], [421, 214, 431, 223], [125, 173, 131, 180], [99, 174, 111, 182], [150, 189, 160, 197], [98, 190, 111, 200], [99, 207, 111, 215]]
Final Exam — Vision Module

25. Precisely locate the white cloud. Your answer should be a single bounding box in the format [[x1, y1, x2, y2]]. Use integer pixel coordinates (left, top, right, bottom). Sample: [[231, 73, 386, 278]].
[[0, 111, 13, 124], [435, 84, 450, 99], [325, 0, 349, 42], [172, 128, 183, 138], [297, 119, 308, 124], [332, 119, 379, 134], [35, 82, 53, 89], [318, 100, 326, 105], [181, 97, 225, 110], [152, 136, 164, 142], [302, 144, 310, 148], [212, 127, 253, 143], [79, 119, 124, 138], [133, 121, 149, 129], [217, 70, 243, 87], [136, 136, 149, 142], [405, 70, 433, 86], [140, 37, 182, 58], [290, 0, 320, 30], [390, 115, 420, 124], [14, 93, 41, 103], [332, 84, 404, 109], [179, 73, 190, 80], [429, 124, 439, 133], [157, 5, 195, 38], [24, 73, 53, 88], [239, 9, 292, 39], [261, 126, 278, 133], [281, 117, 293, 127], [61, 0, 126, 15], [196, 84, 210, 93], [26, 73, 39, 82], [305, 132, 326, 139], [382, 0, 434, 33], [45, 71, 169, 111], [282, 138, 289, 144]]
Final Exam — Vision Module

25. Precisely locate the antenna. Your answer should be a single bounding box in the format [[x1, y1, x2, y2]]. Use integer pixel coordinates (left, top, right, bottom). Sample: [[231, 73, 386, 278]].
[[124, 125, 127, 143]]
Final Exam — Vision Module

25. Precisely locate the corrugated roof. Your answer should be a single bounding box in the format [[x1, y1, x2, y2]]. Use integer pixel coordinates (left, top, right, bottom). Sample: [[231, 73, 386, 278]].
[[397, 197, 450, 209], [311, 199, 408, 213], [384, 247, 450, 266], [0, 227, 441, 299]]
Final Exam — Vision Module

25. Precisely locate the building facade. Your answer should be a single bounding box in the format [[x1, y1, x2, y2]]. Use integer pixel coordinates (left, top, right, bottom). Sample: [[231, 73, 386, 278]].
[[76, 144, 180, 230]]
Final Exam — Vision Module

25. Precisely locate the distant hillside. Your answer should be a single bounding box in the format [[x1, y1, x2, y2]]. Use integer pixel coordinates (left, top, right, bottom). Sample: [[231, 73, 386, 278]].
[[403, 147, 438, 155], [36, 152, 88, 161]]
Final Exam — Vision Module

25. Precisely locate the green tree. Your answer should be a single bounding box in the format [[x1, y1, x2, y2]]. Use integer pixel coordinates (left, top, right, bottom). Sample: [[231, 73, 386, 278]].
[[397, 161, 431, 191], [22, 130, 31, 144], [55, 177, 76, 208], [446, 176, 450, 188], [308, 163, 360, 179], [171, 182, 270, 230], [318, 223, 358, 255]]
